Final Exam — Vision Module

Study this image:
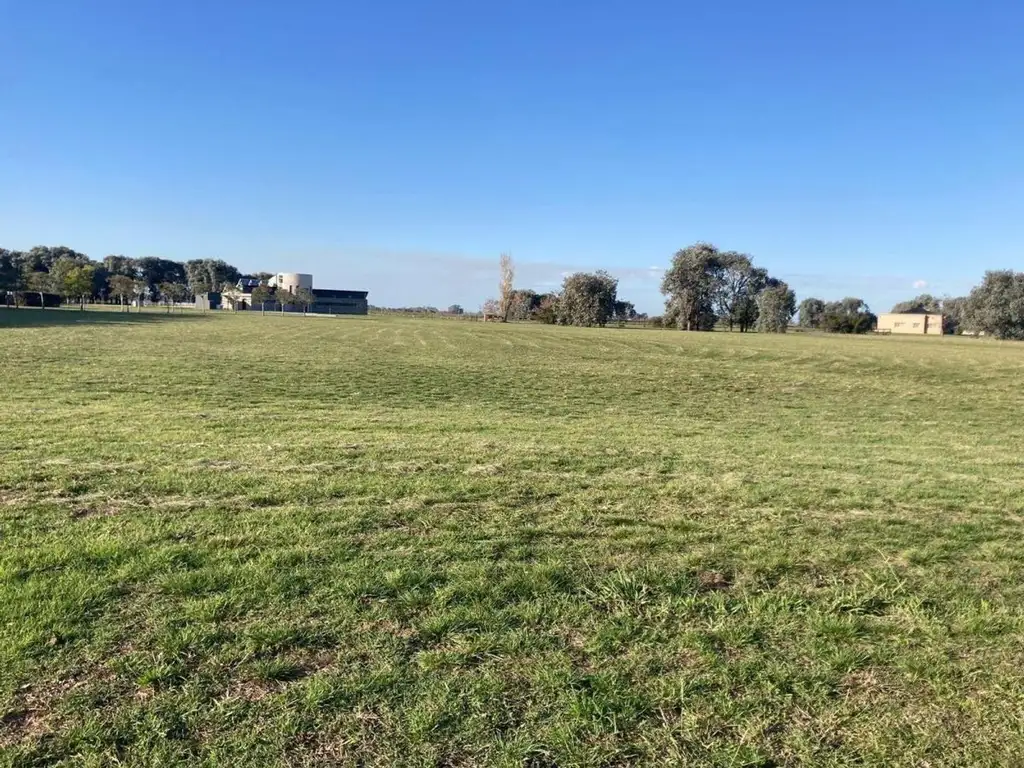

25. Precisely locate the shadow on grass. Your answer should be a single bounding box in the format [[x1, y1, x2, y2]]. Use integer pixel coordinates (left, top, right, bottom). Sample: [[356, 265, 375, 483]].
[[0, 308, 216, 328]]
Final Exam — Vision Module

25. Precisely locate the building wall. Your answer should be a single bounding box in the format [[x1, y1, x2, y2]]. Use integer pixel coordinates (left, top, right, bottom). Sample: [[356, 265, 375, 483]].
[[226, 299, 368, 315], [222, 275, 368, 314], [271, 273, 313, 294], [312, 299, 368, 315], [877, 313, 943, 335], [195, 292, 222, 311]]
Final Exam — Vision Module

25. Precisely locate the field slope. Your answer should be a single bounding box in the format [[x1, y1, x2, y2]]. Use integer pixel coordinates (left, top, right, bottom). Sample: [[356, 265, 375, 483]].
[[2, 309, 1024, 766]]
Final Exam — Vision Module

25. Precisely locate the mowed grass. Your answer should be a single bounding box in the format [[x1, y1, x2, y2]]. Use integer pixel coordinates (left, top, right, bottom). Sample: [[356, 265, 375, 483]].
[[2, 309, 1024, 767]]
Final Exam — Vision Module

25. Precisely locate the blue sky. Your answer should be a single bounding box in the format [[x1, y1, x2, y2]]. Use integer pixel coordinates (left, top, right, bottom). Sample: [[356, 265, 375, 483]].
[[3, 0, 1022, 312]]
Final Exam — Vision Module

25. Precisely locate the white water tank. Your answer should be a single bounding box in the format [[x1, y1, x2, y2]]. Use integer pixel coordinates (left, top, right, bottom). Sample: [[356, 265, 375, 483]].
[[273, 273, 313, 294]]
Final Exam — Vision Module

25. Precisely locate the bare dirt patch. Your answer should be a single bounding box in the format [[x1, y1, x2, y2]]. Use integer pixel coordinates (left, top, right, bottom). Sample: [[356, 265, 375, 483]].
[[697, 571, 732, 591]]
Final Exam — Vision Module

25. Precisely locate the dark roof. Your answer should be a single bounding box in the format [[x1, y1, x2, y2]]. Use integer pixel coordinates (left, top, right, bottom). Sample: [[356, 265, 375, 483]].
[[312, 288, 368, 300], [238, 278, 262, 289]]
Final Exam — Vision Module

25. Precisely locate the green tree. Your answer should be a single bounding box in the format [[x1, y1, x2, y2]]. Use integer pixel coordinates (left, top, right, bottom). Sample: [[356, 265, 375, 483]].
[[24, 269, 53, 308], [158, 282, 188, 312], [292, 286, 316, 315], [136, 257, 187, 299], [22, 245, 89, 273], [163, 283, 177, 311], [534, 295, 559, 324], [798, 298, 826, 329], [557, 271, 618, 327], [890, 294, 942, 314], [251, 284, 272, 315], [61, 264, 96, 310], [822, 298, 876, 334], [132, 279, 149, 311], [756, 281, 796, 333], [108, 275, 135, 311], [614, 300, 637, 323], [963, 271, 1024, 339], [941, 296, 968, 335], [506, 289, 542, 321], [90, 264, 110, 301], [447, 304, 464, 315], [0, 249, 23, 308], [661, 243, 724, 331], [103, 254, 136, 277], [183, 259, 239, 297], [715, 252, 767, 332], [49, 257, 77, 303], [184, 260, 212, 296], [278, 288, 299, 314]]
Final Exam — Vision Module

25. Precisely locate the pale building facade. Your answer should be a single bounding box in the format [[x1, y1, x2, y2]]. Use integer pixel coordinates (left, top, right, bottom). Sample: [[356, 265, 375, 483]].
[[877, 313, 943, 335], [211, 273, 368, 315]]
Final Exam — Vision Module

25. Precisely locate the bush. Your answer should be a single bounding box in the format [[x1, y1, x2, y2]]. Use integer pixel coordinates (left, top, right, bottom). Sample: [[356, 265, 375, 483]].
[[533, 296, 559, 324], [822, 298, 876, 334]]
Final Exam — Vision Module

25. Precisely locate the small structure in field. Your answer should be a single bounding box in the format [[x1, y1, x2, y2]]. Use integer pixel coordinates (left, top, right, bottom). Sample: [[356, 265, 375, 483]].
[[195, 292, 221, 311], [876, 312, 943, 335], [215, 272, 369, 315]]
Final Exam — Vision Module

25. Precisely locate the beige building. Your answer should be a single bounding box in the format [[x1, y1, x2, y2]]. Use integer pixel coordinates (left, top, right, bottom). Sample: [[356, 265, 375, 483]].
[[877, 312, 943, 335], [215, 273, 369, 315]]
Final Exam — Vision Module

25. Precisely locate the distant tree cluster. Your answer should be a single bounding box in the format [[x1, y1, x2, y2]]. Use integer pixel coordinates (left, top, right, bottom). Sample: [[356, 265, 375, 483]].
[[796, 297, 878, 333], [369, 305, 443, 314], [483, 243, 1024, 340], [482, 255, 626, 327], [489, 290, 557, 323], [182, 259, 242, 296], [485, 267, 633, 328], [506, 289, 545, 321], [796, 278, 1024, 339], [821, 298, 877, 334], [660, 243, 794, 333], [8, 242, 1024, 341], [0, 245, 245, 309]]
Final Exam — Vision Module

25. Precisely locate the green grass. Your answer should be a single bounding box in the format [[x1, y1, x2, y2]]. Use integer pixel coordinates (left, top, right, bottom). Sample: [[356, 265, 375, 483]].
[[2, 308, 1024, 766]]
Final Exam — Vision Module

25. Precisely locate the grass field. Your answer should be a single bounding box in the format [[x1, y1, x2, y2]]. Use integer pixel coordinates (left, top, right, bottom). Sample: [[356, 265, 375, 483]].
[[2, 308, 1024, 767]]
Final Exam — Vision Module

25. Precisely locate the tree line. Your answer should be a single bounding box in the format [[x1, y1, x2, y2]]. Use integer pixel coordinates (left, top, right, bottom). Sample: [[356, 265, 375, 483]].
[[487, 259, 635, 328], [0, 245, 247, 310], [6, 242, 1024, 338], [489, 244, 1024, 339], [797, 272, 1024, 339], [490, 244, 795, 332]]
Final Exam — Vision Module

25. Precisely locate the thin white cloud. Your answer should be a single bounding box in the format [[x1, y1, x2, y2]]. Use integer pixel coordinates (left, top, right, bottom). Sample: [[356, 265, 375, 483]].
[[913, 279, 928, 289]]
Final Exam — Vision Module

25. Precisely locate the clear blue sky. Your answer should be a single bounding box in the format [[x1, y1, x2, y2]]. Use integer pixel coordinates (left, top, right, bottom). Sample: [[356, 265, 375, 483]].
[[3, 0, 1022, 312]]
